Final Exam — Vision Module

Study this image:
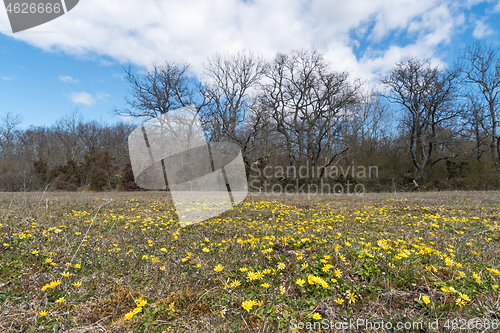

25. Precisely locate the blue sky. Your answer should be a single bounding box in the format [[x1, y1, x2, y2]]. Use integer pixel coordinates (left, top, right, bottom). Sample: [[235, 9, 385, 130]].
[[1, 0, 500, 129]]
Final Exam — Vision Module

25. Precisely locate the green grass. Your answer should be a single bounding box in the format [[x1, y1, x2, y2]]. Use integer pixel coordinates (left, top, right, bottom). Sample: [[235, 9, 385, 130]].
[[1, 191, 500, 332]]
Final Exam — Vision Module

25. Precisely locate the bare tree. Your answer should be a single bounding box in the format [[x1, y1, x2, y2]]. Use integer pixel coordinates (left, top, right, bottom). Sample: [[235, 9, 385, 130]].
[[0, 112, 23, 155], [381, 57, 461, 183], [200, 51, 267, 167], [114, 62, 202, 118], [461, 93, 490, 160], [261, 49, 361, 176], [460, 42, 500, 162]]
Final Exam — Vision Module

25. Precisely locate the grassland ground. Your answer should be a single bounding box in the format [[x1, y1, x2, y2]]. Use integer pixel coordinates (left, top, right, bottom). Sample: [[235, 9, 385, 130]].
[[1, 190, 500, 332]]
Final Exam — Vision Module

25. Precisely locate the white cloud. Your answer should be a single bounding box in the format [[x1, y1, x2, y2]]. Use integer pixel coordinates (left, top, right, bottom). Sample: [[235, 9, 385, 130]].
[[495, 1, 500, 12], [1, 76, 13, 80], [0, 0, 484, 84], [473, 19, 494, 38], [95, 91, 110, 101], [68, 91, 95, 106], [59, 75, 79, 83]]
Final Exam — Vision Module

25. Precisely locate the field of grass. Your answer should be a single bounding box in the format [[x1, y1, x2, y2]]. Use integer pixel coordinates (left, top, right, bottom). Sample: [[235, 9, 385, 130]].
[[1, 191, 500, 332]]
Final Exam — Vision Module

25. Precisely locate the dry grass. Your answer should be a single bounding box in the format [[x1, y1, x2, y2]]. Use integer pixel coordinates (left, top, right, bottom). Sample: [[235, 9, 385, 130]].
[[1, 190, 500, 332]]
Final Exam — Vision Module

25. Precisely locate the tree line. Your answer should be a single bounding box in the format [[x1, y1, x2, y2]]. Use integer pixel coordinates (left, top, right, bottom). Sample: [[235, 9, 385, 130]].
[[1, 42, 500, 192]]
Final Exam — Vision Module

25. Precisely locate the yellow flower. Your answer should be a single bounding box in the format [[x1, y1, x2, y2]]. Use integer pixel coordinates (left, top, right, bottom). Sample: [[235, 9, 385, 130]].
[[230, 280, 241, 287], [202, 247, 210, 252], [55, 297, 65, 303], [241, 300, 255, 312], [459, 293, 471, 302], [169, 302, 175, 311], [422, 296, 430, 305], [278, 263, 285, 270], [239, 267, 248, 272], [74, 263, 81, 269], [160, 248, 167, 252], [280, 286, 286, 294], [136, 298, 147, 307], [61, 272, 72, 278], [348, 293, 357, 303], [322, 264, 334, 272], [31, 250, 39, 254], [441, 286, 457, 294], [334, 298, 344, 304], [72, 281, 82, 287], [301, 263, 308, 271], [220, 309, 225, 318], [124, 311, 135, 320], [335, 268, 342, 277], [311, 312, 322, 320], [39, 310, 48, 317], [133, 307, 142, 314], [214, 264, 224, 272], [296, 279, 306, 287], [493, 284, 499, 289], [261, 283, 270, 288]]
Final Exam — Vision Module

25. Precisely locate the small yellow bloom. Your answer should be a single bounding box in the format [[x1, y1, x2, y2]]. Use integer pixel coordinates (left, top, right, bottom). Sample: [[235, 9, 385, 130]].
[[124, 311, 135, 320], [60, 272, 72, 277], [334, 298, 344, 304], [296, 279, 306, 287], [72, 281, 82, 287], [214, 264, 224, 272], [136, 298, 147, 307], [301, 263, 308, 271], [239, 267, 248, 272], [74, 263, 81, 269], [220, 309, 225, 318], [230, 280, 241, 287], [55, 297, 66, 303], [335, 268, 342, 277], [202, 247, 210, 252], [422, 295, 430, 305], [242, 300, 254, 312], [261, 283, 270, 288], [278, 263, 285, 270], [280, 286, 285, 294], [39, 310, 48, 317], [169, 302, 175, 311], [311, 312, 322, 320], [31, 250, 39, 254]]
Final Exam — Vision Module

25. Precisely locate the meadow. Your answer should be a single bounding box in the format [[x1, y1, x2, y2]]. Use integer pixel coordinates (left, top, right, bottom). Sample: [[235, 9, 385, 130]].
[[1, 191, 499, 332]]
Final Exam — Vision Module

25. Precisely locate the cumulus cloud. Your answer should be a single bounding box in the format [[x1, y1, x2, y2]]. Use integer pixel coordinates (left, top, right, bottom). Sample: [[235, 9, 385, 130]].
[[95, 91, 110, 101], [472, 19, 494, 38], [2, 76, 13, 80], [68, 91, 95, 106], [0, 0, 490, 83], [59, 75, 79, 83]]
